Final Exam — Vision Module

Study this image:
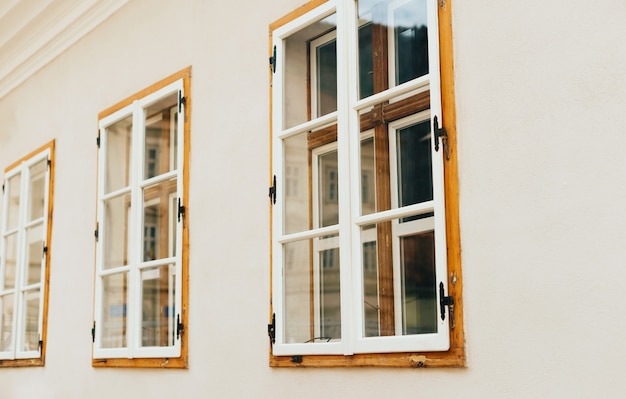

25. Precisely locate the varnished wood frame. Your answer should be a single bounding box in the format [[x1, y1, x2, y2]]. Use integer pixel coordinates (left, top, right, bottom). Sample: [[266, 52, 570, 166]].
[[269, 0, 464, 367], [0, 140, 55, 368], [93, 67, 191, 368]]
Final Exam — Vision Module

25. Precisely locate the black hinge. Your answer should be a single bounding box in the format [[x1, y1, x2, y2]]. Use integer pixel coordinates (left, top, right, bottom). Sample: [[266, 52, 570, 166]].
[[269, 45, 277, 73], [176, 314, 184, 340], [439, 281, 455, 329], [47, 158, 51, 169], [1, 183, 4, 193], [268, 175, 277, 204], [91, 321, 96, 342], [177, 198, 186, 222], [178, 90, 186, 113], [268, 313, 276, 345], [42, 245, 48, 258], [433, 115, 450, 160], [94, 222, 99, 242], [38, 336, 43, 352], [96, 131, 101, 148]]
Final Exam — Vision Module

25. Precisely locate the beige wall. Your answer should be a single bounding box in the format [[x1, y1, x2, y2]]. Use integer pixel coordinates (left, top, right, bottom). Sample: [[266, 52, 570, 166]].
[[0, 0, 625, 397]]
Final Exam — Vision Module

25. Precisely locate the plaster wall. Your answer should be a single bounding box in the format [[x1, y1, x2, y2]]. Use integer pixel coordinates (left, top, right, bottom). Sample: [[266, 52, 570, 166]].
[[0, 0, 625, 398]]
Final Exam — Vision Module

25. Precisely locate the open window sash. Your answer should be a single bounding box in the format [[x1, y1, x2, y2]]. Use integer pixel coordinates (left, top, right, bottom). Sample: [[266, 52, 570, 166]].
[[94, 80, 184, 359]]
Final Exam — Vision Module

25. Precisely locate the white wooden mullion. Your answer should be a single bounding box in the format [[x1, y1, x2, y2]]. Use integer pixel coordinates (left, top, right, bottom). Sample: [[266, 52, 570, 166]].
[[13, 158, 30, 359]]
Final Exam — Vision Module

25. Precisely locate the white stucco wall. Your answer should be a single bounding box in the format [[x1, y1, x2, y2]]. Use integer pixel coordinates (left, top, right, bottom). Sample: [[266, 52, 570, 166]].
[[0, 0, 625, 398]]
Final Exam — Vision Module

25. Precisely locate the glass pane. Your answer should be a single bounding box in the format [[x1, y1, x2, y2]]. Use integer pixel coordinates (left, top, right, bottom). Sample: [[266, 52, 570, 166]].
[[140, 265, 175, 347], [393, 0, 429, 85], [360, 222, 436, 337], [103, 193, 131, 270], [314, 36, 337, 117], [101, 273, 127, 348], [144, 93, 178, 180], [396, 119, 433, 218], [143, 179, 177, 261], [283, 238, 341, 343], [105, 115, 132, 193], [20, 289, 40, 351], [0, 294, 13, 352], [283, 131, 309, 234], [283, 13, 337, 129], [400, 231, 436, 334], [360, 137, 376, 215], [357, 0, 428, 96], [2, 233, 18, 290], [6, 174, 20, 231], [24, 223, 44, 285], [28, 160, 47, 222], [317, 149, 338, 228]]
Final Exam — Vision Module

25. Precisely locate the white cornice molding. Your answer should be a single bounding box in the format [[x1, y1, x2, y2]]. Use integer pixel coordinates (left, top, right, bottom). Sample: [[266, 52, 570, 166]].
[[0, 0, 129, 100]]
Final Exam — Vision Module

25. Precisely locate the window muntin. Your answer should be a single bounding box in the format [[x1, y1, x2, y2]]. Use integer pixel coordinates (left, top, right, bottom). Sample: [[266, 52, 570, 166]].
[[0, 143, 53, 364], [271, 0, 452, 358], [94, 76, 187, 363]]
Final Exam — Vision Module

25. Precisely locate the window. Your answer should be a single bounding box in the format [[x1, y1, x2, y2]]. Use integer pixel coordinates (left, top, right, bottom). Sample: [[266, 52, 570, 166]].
[[0, 141, 54, 367], [269, 0, 463, 367], [93, 68, 190, 368]]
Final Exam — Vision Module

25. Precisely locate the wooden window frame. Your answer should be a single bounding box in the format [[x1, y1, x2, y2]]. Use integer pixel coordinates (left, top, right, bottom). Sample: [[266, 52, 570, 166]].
[[93, 67, 191, 368], [269, 0, 464, 368], [0, 140, 55, 367]]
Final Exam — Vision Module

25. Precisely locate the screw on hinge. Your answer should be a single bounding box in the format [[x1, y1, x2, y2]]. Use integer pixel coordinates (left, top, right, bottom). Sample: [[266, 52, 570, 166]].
[[439, 282, 456, 329]]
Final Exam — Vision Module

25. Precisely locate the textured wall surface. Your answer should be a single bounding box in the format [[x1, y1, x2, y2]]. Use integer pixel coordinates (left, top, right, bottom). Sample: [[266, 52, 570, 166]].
[[0, 0, 625, 397]]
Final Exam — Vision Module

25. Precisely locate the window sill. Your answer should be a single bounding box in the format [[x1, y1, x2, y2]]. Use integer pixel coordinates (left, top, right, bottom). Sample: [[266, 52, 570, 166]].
[[269, 347, 465, 368], [92, 356, 187, 369], [0, 357, 44, 368]]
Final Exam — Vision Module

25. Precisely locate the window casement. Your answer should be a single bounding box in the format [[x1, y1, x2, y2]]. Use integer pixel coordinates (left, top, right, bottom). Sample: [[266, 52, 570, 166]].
[[0, 141, 54, 367], [93, 68, 190, 368], [269, 0, 464, 367]]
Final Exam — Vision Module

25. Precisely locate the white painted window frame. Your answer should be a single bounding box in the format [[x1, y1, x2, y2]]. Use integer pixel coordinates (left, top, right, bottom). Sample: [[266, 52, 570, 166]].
[[0, 148, 51, 360], [94, 79, 185, 360], [272, 0, 449, 357]]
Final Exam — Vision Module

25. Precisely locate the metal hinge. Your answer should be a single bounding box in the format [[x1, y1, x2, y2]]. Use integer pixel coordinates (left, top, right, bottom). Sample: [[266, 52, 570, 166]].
[[177, 198, 185, 222], [47, 158, 51, 169], [96, 131, 101, 148], [1, 183, 4, 193], [439, 282, 455, 329], [91, 321, 96, 342], [178, 90, 186, 113], [268, 313, 276, 345], [269, 45, 277, 73], [42, 245, 48, 258], [94, 222, 99, 242], [38, 335, 43, 352], [176, 314, 184, 340], [268, 175, 277, 204], [433, 115, 450, 160]]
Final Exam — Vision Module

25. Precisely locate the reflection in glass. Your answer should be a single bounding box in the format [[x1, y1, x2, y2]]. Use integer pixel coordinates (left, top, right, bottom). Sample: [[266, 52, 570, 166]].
[[0, 294, 14, 352], [20, 290, 40, 351], [3, 233, 17, 290], [140, 265, 175, 347], [105, 115, 132, 193], [358, 22, 374, 99], [319, 248, 341, 340], [103, 193, 131, 270], [6, 175, 20, 231], [400, 231, 436, 334], [144, 94, 178, 180], [25, 224, 44, 285], [101, 273, 127, 348], [360, 222, 436, 337], [317, 150, 338, 227], [314, 36, 337, 117], [284, 14, 337, 128], [143, 179, 177, 261], [360, 137, 376, 215], [394, 0, 429, 85], [283, 132, 309, 234], [284, 238, 341, 344], [28, 160, 47, 222], [396, 120, 432, 221]]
